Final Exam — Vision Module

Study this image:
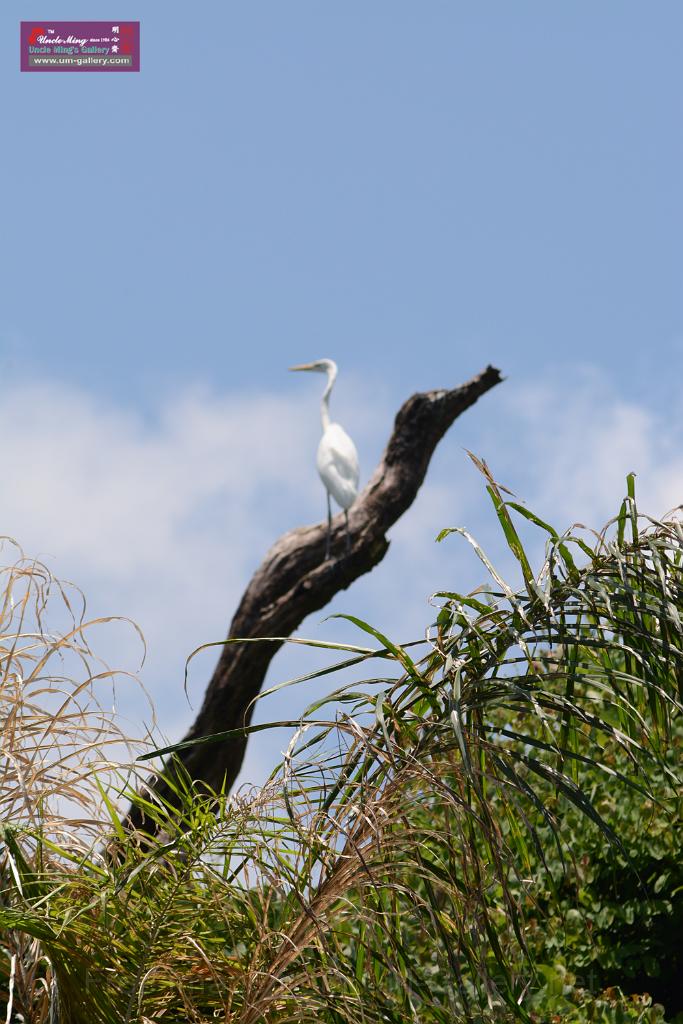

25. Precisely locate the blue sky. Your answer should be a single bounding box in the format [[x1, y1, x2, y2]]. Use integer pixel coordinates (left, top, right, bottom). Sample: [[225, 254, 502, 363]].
[[2, 3, 682, 788]]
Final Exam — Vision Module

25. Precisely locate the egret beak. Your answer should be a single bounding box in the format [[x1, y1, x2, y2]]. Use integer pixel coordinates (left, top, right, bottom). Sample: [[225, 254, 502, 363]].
[[289, 363, 317, 372]]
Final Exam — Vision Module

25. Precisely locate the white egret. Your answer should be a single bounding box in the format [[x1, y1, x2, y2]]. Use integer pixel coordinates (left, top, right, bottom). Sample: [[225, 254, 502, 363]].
[[290, 358, 360, 559]]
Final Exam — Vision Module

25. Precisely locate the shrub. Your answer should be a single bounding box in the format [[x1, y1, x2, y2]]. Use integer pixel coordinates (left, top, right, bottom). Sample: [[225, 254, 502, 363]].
[[1, 471, 681, 1022]]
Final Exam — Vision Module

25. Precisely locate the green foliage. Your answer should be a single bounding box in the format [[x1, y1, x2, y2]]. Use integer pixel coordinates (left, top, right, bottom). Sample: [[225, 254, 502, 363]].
[[1, 472, 682, 1022], [528, 964, 669, 1023], [523, 722, 683, 1009]]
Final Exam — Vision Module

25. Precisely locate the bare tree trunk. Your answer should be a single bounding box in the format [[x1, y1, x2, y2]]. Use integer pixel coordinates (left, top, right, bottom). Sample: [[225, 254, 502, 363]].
[[124, 365, 502, 832]]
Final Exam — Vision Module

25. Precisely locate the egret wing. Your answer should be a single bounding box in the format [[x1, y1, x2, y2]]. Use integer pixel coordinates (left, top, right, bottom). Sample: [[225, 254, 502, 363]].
[[317, 423, 359, 510]]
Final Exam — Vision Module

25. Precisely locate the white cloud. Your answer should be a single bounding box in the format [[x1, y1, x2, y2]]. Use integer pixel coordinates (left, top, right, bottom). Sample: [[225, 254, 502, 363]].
[[1, 381, 315, 574], [498, 367, 683, 526], [0, 379, 325, 733], [1, 366, 681, 791]]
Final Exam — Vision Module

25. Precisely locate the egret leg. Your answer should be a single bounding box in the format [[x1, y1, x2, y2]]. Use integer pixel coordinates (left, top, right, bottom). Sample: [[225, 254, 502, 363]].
[[345, 510, 351, 554], [325, 492, 332, 560]]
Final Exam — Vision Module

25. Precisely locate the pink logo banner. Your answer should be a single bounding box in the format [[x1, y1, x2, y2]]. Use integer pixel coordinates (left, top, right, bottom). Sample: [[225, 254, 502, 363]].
[[21, 21, 140, 72]]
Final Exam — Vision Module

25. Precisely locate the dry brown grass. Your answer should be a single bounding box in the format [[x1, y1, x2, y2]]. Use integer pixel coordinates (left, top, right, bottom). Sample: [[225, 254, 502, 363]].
[[0, 537, 149, 841], [0, 537, 151, 1021]]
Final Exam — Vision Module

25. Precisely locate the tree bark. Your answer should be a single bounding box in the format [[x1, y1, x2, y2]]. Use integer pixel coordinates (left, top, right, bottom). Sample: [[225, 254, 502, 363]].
[[124, 365, 503, 832]]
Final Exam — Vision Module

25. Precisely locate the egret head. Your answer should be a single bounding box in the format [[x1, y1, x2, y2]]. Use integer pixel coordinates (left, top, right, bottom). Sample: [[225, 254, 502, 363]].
[[289, 358, 338, 376]]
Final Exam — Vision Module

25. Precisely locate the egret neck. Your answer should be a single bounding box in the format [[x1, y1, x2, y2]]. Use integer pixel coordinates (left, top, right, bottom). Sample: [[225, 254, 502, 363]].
[[320, 362, 337, 432]]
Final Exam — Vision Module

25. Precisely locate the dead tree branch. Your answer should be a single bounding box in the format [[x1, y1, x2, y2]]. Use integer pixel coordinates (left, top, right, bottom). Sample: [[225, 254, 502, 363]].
[[124, 365, 503, 832]]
